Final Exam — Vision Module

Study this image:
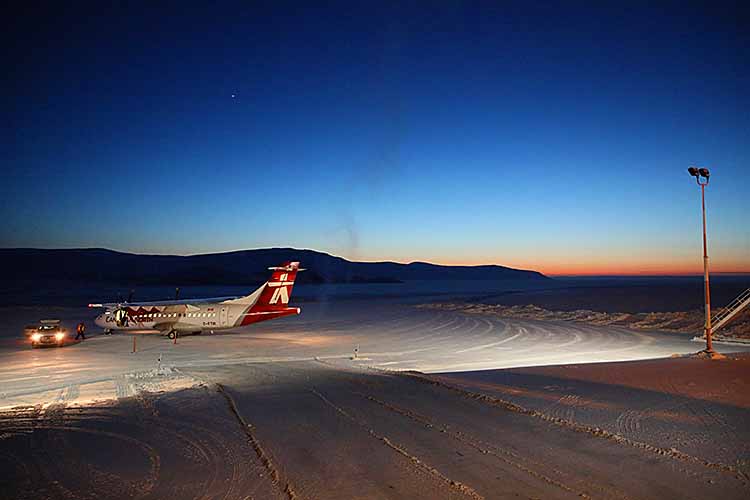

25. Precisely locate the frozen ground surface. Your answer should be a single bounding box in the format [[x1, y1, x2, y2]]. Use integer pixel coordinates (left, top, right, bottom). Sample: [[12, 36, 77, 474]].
[[2, 302, 747, 408], [438, 355, 750, 468], [1, 301, 750, 499]]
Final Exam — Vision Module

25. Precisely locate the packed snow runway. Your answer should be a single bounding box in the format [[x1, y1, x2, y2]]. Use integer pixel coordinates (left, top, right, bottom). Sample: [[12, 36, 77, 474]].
[[3, 356, 750, 499], [3, 301, 750, 499], [0, 301, 741, 408]]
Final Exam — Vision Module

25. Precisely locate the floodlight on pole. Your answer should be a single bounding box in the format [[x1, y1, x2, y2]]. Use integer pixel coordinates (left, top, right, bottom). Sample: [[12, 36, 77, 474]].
[[687, 166, 714, 355]]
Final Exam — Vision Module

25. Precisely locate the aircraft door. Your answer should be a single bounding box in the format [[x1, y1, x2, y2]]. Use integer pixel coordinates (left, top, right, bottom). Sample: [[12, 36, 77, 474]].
[[220, 307, 228, 327], [114, 308, 129, 327]]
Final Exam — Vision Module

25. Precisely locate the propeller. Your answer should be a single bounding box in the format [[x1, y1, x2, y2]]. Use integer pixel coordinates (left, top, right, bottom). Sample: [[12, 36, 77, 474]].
[[175, 287, 180, 300], [127, 289, 135, 303]]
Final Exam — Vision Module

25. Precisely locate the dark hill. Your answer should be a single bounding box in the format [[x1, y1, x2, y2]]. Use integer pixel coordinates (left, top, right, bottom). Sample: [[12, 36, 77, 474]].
[[0, 248, 548, 286]]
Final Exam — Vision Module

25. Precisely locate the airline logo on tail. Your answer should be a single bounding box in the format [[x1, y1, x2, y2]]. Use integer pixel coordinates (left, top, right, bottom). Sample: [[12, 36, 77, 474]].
[[253, 261, 301, 310], [268, 272, 295, 304]]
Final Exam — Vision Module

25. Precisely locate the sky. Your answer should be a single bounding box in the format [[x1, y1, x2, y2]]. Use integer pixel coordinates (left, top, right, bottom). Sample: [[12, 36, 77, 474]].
[[3, 1, 749, 275]]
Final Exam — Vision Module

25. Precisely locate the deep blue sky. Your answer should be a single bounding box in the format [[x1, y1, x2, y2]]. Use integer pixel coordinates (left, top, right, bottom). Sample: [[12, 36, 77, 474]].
[[3, 1, 748, 274]]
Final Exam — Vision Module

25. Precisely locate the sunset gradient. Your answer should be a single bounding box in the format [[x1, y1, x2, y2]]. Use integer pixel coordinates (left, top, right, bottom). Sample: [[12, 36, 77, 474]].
[[4, 2, 748, 276]]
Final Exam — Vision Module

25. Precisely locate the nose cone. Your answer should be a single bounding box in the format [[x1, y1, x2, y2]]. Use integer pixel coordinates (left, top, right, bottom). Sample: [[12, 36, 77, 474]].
[[95, 314, 106, 329]]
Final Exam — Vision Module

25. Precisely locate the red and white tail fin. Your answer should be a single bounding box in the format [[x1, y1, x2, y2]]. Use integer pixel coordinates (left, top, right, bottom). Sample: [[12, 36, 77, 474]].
[[221, 261, 303, 307], [253, 261, 301, 310], [233, 261, 302, 326]]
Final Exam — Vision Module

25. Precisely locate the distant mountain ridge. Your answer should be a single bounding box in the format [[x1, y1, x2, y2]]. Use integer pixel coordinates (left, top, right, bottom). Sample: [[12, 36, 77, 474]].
[[0, 248, 548, 286]]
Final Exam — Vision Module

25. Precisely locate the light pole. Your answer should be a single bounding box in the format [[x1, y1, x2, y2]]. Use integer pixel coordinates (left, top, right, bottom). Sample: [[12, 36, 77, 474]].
[[688, 166, 714, 355]]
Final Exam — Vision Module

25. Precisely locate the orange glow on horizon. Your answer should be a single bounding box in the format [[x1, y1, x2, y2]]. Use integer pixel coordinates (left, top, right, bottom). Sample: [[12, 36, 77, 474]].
[[139, 246, 750, 278], [528, 257, 750, 277], [350, 252, 750, 277]]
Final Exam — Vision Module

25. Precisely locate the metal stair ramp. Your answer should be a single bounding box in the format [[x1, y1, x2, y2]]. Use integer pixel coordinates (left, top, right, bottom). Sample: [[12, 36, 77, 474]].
[[711, 287, 750, 334]]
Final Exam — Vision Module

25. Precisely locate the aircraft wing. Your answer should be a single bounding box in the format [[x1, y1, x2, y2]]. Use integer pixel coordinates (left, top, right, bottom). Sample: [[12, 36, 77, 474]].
[[152, 321, 177, 332], [88, 296, 241, 309]]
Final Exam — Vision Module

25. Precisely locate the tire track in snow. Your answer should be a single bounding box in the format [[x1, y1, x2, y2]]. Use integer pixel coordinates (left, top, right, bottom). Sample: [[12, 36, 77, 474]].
[[614, 409, 643, 435], [397, 370, 749, 484], [454, 329, 521, 354], [309, 387, 484, 500], [307, 361, 627, 499], [6, 422, 162, 498], [548, 394, 582, 423], [3, 390, 273, 500], [216, 384, 299, 500], [356, 393, 615, 500]]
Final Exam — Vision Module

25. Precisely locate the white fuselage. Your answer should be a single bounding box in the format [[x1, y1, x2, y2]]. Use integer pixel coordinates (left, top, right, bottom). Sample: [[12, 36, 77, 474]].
[[91, 261, 302, 335], [94, 301, 245, 332]]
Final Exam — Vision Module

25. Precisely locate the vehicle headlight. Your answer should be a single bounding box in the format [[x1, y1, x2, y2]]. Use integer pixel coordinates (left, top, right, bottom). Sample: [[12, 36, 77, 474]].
[[55, 332, 65, 341], [31, 333, 41, 342]]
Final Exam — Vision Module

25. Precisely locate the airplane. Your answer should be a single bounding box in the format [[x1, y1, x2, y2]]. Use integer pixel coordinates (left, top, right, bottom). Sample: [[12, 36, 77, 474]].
[[90, 262, 302, 339]]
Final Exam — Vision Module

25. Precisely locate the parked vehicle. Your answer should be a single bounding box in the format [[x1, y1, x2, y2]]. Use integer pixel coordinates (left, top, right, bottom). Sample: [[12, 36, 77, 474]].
[[28, 319, 68, 348]]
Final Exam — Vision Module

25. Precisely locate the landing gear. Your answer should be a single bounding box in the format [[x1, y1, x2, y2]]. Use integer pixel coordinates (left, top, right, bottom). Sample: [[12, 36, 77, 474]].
[[104, 329, 112, 336], [167, 330, 178, 340]]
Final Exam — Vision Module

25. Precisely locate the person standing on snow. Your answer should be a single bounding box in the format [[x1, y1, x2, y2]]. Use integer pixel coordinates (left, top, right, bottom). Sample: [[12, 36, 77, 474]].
[[75, 322, 86, 340]]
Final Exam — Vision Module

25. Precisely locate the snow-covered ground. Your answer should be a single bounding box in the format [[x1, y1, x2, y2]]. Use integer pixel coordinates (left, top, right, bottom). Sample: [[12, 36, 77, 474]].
[[2, 300, 750, 498], [2, 301, 747, 409]]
